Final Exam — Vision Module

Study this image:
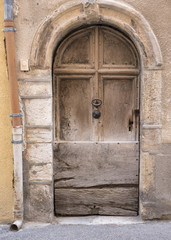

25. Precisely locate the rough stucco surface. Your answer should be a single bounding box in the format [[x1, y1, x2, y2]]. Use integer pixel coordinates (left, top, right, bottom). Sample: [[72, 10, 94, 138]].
[[12, 0, 171, 221], [0, 0, 14, 223]]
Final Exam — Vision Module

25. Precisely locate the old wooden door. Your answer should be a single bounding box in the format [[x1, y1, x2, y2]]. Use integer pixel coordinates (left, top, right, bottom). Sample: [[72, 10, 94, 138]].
[[53, 26, 140, 216]]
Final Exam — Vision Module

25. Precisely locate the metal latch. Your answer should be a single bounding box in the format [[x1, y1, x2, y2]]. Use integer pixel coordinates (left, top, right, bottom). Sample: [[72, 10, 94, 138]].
[[135, 109, 140, 116], [91, 99, 102, 108], [91, 99, 102, 119]]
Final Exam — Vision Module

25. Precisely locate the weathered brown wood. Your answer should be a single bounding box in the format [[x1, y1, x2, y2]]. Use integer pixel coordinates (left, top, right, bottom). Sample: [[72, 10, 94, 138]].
[[98, 69, 139, 75], [54, 27, 95, 68], [99, 27, 138, 68], [101, 78, 135, 141], [54, 69, 96, 74], [58, 77, 92, 141], [54, 68, 139, 75], [53, 25, 140, 216], [55, 187, 138, 216], [54, 143, 139, 188]]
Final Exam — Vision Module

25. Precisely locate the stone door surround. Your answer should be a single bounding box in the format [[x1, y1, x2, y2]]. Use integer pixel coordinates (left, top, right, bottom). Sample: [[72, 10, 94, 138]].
[[21, 0, 163, 221]]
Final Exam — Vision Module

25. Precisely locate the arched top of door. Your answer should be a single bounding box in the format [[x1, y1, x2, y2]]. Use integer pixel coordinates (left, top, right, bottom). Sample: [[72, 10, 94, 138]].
[[53, 26, 139, 71], [30, 0, 163, 70]]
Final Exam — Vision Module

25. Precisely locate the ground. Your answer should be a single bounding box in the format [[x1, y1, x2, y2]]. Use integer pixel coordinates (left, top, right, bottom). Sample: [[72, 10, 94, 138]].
[[0, 218, 171, 240]]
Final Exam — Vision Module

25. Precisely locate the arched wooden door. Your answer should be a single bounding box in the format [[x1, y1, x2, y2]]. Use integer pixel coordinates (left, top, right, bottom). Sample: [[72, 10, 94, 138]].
[[53, 26, 140, 216]]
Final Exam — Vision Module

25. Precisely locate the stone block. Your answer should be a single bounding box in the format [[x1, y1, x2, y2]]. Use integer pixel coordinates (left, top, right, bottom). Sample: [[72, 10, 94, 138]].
[[140, 152, 159, 220], [141, 150, 171, 220], [25, 184, 53, 222], [24, 98, 52, 125], [161, 69, 171, 143], [29, 163, 52, 181], [140, 152, 156, 201], [18, 81, 51, 96], [159, 143, 171, 155], [25, 143, 52, 164], [140, 202, 160, 220], [142, 70, 161, 124], [142, 128, 161, 152], [162, 128, 171, 144], [156, 154, 171, 202], [26, 128, 52, 143]]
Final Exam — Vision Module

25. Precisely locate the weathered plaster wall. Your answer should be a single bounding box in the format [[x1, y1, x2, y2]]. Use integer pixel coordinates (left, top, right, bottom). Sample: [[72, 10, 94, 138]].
[[13, 0, 171, 221], [123, 0, 171, 219], [0, 0, 14, 223]]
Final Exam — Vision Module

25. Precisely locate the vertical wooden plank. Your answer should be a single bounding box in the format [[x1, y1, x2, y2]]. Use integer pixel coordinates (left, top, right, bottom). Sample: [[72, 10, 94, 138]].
[[53, 75, 58, 140], [56, 76, 60, 141], [102, 77, 135, 141], [92, 27, 100, 141], [59, 77, 92, 141], [135, 76, 140, 141]]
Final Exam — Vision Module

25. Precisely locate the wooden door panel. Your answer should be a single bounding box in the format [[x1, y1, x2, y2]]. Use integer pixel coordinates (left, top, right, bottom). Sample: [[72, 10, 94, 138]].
[[56, 77, 92, 141], [54, 28, 95, 69], [55, 187, 138, 216], [101, 77, 136, 141], [61, 36, 90, 64], [99, 28, 137, 68], [54, 142, 139, 188]]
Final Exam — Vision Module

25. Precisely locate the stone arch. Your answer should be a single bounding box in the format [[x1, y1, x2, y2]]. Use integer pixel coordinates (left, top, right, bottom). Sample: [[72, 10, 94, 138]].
[[30, 0, 163, 70]]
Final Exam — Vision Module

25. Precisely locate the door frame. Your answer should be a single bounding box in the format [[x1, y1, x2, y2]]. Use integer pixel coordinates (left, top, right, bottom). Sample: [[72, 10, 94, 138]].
[[27, 0, 163, 221]]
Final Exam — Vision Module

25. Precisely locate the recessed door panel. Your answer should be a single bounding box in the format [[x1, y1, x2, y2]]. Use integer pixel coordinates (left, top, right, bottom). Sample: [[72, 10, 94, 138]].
[[54, 28, 95, 69], [102, 77, 136, 141], [57, 77, 92, 141], [53, 26, 140, 216], [61, 36, 90, 64], [100, 28, 137, 68]]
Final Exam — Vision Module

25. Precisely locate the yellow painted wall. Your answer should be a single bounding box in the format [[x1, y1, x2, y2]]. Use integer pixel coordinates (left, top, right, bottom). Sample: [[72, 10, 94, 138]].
[[0, 0, 14, 223]]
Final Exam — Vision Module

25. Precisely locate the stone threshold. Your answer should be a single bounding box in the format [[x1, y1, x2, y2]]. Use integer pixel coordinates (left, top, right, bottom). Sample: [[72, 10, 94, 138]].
[[54, 216, 143, 225], [21, 216, 144, 230], [20, 216, 143, 230]]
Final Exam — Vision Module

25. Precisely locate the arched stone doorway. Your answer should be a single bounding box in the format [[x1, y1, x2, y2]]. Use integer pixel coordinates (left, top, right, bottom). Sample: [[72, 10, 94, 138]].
[[53, 25, 140, 216], [22, 1, 163, 221]]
